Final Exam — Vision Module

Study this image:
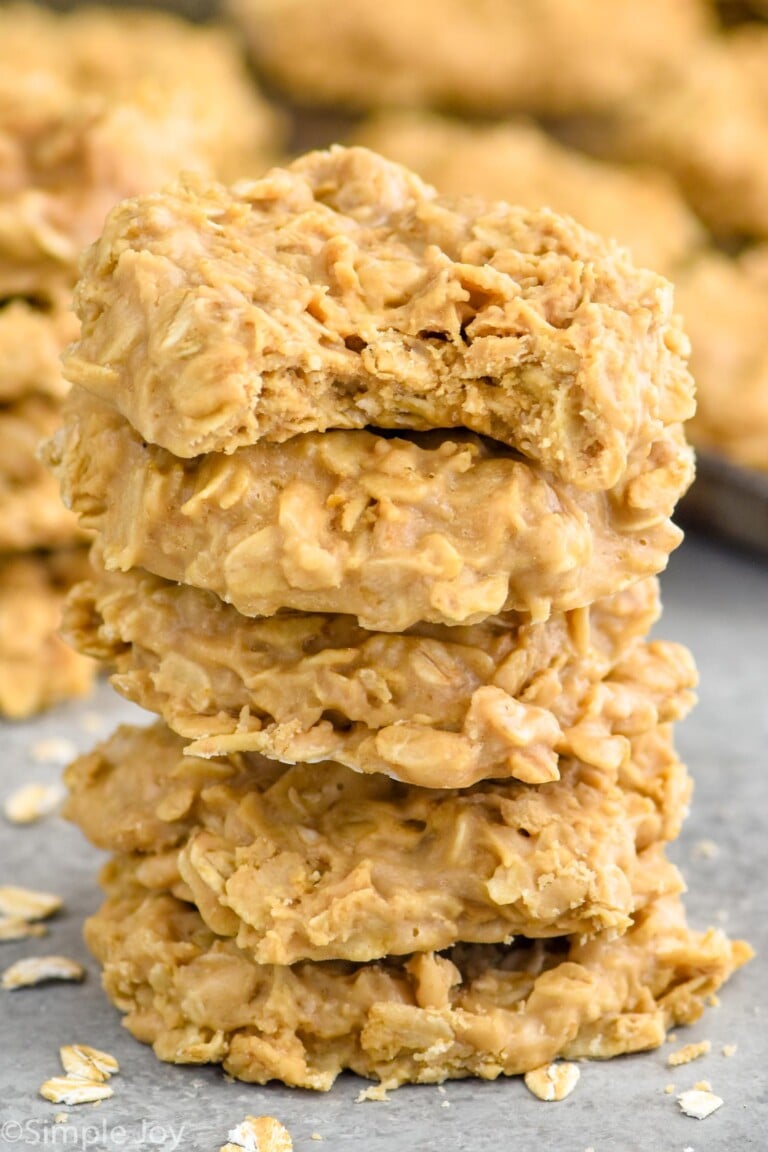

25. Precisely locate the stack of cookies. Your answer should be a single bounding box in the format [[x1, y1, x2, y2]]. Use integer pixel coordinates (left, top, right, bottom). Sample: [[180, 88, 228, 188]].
[[0, 1, 278, 717], [49, 147, 750, 1091]]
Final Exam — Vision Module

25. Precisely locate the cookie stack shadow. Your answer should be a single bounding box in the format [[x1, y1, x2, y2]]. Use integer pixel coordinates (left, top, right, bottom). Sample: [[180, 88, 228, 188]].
[[48, 146, 751, 1091]]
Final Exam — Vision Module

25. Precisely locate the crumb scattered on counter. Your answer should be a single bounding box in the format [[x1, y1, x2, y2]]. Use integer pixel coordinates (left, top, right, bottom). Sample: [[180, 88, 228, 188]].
[[39, 1043, 119, 1106], [220, 1115, 293, 1152], [677, 1088, 724, 1119], [668, 1040, 711, 1067], [3, 782, 64, 824], [2, 955, 84, 990], [30, 738, 77, 764], [355, 1084, 391, 1103], [524, 1062, 580, 1101]]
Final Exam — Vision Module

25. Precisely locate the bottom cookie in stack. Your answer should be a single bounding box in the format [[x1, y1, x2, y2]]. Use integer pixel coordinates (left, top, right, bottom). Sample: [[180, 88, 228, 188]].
[[64, 721, 751, 1090], [84, 863, 748, 1092]]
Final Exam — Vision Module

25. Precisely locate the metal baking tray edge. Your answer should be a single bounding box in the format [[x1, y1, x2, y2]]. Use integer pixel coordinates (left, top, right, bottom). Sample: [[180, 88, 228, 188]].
[[678, 449, 768, 556]]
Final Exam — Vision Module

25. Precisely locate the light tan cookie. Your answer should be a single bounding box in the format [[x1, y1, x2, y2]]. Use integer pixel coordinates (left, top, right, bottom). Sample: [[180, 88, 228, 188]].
[[0, 3, 280, 297], [65, 563, 695, 787], [585, 27, 768, 240], [84, 876, 751, 1090], [227, 0, 712, 116], [354, 114, 704, 275], [676, 249, 768, 470], [0, 549, 95, 718], [64, 720, 689, 962], [0, 300, 77, 404], [49, 394, 692, 630], [62, 148, 694, 495], [0, 396, 85, 551]]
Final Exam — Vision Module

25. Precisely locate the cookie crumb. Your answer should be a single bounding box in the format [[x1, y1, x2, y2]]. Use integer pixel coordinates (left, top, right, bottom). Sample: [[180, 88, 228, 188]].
[[221, 1116, 293, 1152], [664, 1083, 676, 1095], [60, 1044, 119, 1082], [0, 917, 48, 941], [39, 1042, 118, 1107], [355, 1084, 391, 1103], [0, 885, 62, 921], [30, 738, 77, 765], [3, 782, 64, 824], [40, 1078, 113, 1106], [692, 839, 720, 859], [2, 955, 85, 990], [310, 1136, 323, 1143], [668, 1040, 711, 1067], [524, 1062, 580, 1101], [54, 1114, 68, 1124], [722, 1044, 737, 1057], [693, 1080, 712, 1092], [79, 712, 105, 734], [677, 1088, 723, 1119]]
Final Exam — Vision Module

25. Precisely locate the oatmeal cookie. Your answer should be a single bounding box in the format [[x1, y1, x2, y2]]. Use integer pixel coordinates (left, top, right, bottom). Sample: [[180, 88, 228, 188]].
[[48, 393, 692, 631], [0, 550, 95, 718], [0, 3, 280, 296], [0, 396, 85, 551], [677, 249, 768, 470], [62, 148, 695, 495], [227, 0, 711, 116], [85, 877, 750, 1090], [65, 720, 689, 962], [65, 563, 696, 787], [585, 27, 768, 240], [0, 300, 77, 404], [354, 114, 704, 275]]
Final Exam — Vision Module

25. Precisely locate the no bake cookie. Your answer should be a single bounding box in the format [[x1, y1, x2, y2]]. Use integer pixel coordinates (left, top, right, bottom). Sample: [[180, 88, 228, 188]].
[[85, 877, 750, 1090], [227, 0, 711, 116], [62, 148, 694, 495], [65, 720, 689, 962], [49, 392, 692, 630], [65, 564, 695, 787]]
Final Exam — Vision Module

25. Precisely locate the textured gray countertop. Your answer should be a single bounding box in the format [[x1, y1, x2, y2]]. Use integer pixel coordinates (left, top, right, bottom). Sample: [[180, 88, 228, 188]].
[[0, 532, 766, 1152]]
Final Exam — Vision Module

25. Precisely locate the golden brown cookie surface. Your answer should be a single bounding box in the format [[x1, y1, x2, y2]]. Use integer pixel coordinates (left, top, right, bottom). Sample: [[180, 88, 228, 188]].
[[354, 114, 704, 275], [62, 148, 694, 494], [65, 563, 696, 788], [65, 720, 689, 961], [85, 873, 750, 1090], [49, 393, 692, 631]]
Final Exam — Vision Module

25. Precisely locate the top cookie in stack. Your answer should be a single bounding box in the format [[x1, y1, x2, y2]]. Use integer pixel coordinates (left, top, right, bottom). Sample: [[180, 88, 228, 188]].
[[0, 1, 279, 717], [49, 148, 748, 1091]]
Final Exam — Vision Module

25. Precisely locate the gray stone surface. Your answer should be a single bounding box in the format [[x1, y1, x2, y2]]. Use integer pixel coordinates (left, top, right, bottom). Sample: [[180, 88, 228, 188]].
[[0, 533, 765, 1151]]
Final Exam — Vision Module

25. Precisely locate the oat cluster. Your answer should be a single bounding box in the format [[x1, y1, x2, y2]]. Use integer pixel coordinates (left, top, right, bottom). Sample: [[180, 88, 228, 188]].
[[53, 147, 749, 1091]]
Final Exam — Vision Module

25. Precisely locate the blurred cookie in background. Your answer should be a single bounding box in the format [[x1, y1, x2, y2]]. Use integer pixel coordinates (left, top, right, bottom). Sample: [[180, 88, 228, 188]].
[[353, 112, 705, 275], [227, 0, 713, 116]]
